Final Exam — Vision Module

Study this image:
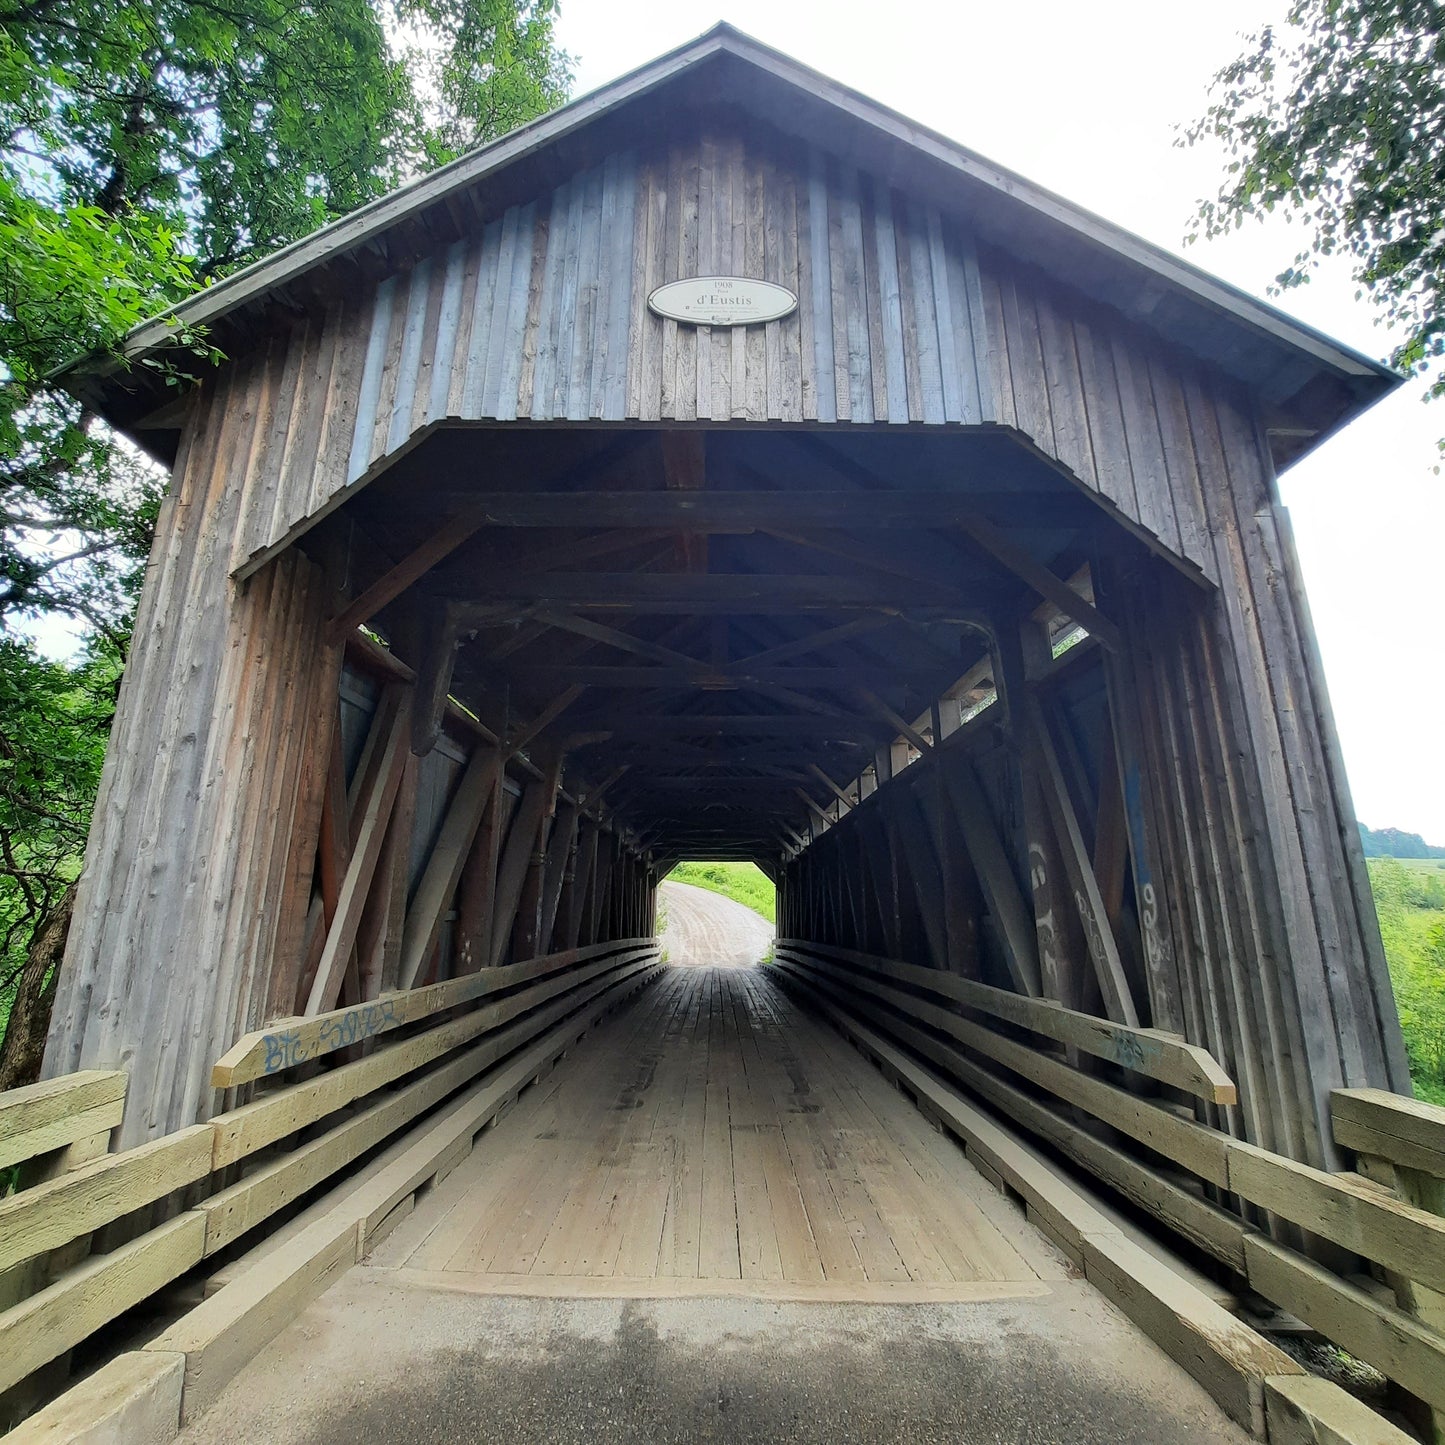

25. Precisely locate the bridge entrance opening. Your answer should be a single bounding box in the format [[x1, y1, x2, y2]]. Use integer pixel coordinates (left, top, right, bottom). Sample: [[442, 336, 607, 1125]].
[[207, 415, 1174, 1296], [284, 420, 1152, 1019], [656, 863, 775, 971]]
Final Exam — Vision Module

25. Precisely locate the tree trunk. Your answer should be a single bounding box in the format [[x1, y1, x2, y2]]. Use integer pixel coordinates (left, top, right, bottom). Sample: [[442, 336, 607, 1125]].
[[0, 881, 75, 1091]]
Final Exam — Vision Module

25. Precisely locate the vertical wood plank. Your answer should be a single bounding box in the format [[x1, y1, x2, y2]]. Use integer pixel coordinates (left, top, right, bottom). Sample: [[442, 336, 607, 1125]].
[[675, 138, 700, 423], [601, 149, 639, 421], [459, 217, 504, 417], [659, 142, 683, 420], [512, 199, 551, 420], [926, 208, 964, 423], [805, 147, 836, 424], [386, 256, 434, 454], [497, 197, 543, 416], [366, 269, 411, 466], [904, 197, 945, 424], [552, 167, 592, 421], [425, 239, 469, 424], [631, 150, 667, 422], [443, 231, 485, 419], [837, 162, 873, 423], [694, 134, 716, 421], [743, 147, 768, 421], [345, 279, 395, 486]]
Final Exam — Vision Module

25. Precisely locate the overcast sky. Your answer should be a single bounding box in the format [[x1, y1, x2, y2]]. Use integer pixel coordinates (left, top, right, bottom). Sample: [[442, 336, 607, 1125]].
[[553, 0, 1445, 844]]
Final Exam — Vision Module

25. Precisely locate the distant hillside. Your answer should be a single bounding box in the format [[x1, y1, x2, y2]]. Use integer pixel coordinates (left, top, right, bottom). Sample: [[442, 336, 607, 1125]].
[[1359, 824, 1445, 859]]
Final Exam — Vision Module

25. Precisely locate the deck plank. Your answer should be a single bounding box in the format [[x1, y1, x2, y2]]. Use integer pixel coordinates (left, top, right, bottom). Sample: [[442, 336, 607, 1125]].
[[389, 962, 1054, 1297]]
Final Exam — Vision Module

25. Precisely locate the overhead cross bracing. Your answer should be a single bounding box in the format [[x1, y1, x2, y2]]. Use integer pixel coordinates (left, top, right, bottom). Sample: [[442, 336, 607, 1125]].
[[309, 425, 1135, 869]]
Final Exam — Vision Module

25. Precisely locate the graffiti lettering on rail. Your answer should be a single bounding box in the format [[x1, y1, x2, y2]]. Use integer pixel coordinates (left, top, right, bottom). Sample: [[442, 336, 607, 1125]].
[[259, 1000, 401, 1075], [1105, 1027, 1162, 1073]]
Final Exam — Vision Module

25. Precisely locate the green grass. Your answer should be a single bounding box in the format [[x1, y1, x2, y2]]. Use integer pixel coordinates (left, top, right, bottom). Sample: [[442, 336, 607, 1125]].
[[1367, 857, 1445, 1105], [664, 861, 776, 925]]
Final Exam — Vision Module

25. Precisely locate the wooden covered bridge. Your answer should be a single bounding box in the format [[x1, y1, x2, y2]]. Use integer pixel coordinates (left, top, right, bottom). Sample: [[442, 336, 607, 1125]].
[[4, 25, 1443, 1445]]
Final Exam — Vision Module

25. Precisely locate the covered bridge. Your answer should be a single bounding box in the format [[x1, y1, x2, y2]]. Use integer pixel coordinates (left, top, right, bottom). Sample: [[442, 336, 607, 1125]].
[[5, 25, 1440, 1445]]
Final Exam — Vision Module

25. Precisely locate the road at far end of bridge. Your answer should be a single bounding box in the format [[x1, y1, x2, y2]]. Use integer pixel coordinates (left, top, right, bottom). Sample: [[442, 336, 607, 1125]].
[[658, 879, 775, 970]]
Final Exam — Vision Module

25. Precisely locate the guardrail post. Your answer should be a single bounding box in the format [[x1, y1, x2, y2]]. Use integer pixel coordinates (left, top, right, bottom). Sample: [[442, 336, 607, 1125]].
[[1374, 1155, 1444, 1444]]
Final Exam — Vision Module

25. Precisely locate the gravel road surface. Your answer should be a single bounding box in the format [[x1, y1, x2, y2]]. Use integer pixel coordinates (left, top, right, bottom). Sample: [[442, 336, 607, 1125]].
[[658, 879, 774, 969]]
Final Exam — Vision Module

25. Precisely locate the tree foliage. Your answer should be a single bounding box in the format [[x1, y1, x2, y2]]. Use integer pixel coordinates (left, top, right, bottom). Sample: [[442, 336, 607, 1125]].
[[1190, 0, 1445, 402], [0, 0, 571, 1078], [1, 0, 570, 633], [1359, 822, 1445, 859], [0, 638, 114, 1085]]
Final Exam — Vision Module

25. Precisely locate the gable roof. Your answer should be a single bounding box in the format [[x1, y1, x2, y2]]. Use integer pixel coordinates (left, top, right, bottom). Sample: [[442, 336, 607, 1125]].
[[62, 22, 1398, 462]]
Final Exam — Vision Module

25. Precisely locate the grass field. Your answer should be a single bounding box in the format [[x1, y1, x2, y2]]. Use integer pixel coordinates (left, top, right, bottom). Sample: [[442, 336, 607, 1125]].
[[664, 861, 776, 924], [1368, 857, 1445, 1106]]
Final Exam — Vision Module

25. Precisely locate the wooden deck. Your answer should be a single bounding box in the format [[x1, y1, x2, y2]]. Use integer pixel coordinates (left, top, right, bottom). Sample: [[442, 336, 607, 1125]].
[[371, 962, 1063, 1302]]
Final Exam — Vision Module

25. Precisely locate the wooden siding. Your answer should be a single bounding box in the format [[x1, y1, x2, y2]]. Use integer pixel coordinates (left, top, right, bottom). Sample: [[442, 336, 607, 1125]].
[[44, 356, 346, 1147], [227, 126, 1216, 585]]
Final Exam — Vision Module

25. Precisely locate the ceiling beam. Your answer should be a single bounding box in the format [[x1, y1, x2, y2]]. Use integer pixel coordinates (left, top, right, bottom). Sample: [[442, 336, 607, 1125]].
[[770, 436, 1123, 646], [486, 664, 945, 688], [952, 513, 1124, 651], [576, 764, 630, 816], [794, 787, 834, 827], [521, 610, 709, 668], [855, 687, 934, 754], [327, 433, 654, 637], [503, 683, 586, 757], [807, 763, 856, 810], [571, 741, 867, 771], [661, 431, 708, 574], [412, 488, 1082, 529], [729, 615, 896, 666], [456, 573, 990, 614], [759, 526, 981, 597], [622, 777, 819, 793], [564, 714, 884, 740]]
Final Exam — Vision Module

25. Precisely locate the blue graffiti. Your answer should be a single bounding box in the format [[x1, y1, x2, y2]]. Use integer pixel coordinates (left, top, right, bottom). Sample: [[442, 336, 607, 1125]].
[[262, 1030, 308, 1074], [260, 999, 400, 1075]]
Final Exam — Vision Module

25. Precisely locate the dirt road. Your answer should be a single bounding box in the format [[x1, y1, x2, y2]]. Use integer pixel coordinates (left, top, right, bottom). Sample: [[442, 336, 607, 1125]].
[[658, 879, 774, 968]]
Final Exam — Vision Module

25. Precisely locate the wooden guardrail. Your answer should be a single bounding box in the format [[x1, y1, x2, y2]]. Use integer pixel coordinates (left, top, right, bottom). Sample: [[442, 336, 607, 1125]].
[[212, 938, 645, 1085], [1332, 1088, 1445, 1181], [776, 939, 1237, 1103], [0, 940, 662, 1405], [1329, 1086, 1445, 1442], [773, 938, 1445, 1424], [0, 1071, 126, 1175]]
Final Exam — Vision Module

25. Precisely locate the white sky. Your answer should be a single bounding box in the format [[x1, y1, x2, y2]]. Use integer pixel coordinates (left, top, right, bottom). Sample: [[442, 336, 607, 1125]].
[[553, 0, 1445, 843]]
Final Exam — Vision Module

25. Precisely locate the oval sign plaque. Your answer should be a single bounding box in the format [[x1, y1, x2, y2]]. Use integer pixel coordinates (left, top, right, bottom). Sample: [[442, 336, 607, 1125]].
[[648, 276, 797, 327]]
